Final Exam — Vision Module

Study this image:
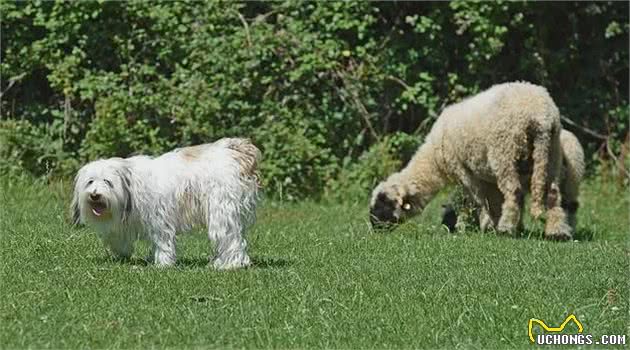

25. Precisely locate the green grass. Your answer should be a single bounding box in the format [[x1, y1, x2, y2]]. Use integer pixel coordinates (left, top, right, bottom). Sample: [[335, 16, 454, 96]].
[[1, 179, 628, 349]]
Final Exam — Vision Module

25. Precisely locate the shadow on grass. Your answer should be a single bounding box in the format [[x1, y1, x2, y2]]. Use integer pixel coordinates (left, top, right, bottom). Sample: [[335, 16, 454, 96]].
[[175, 256, 293, 269], [404, 223, 597, 242], [512, 227, 594, 241], [91, 255, 293, 269], [250, 256, 293, 269], [571, 228, 595, 241], [90, 256, 149, 266]]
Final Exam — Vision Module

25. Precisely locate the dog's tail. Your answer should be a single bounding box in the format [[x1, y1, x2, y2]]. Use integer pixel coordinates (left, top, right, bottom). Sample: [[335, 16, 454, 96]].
[[215, 138, 262, 179]]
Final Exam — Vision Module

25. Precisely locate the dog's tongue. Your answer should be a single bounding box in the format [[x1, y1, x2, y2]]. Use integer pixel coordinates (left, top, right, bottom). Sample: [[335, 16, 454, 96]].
[[91, 203, 106, 217]]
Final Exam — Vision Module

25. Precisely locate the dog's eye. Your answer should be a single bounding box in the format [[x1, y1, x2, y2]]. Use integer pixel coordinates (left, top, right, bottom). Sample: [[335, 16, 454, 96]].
[[104, 179, 113, 188], [87, 180, 94, 186]]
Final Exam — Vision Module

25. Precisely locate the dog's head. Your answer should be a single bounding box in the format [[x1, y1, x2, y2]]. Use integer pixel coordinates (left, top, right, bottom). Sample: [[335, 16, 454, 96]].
[[369, 175, 422, 229], [71, 159, 133, 227]]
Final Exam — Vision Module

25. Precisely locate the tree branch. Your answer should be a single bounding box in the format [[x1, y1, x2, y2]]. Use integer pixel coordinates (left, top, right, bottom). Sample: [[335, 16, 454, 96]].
[[334, 69, 380, 141], [561, 115, 608, 140], [232, 9, 252, 48]]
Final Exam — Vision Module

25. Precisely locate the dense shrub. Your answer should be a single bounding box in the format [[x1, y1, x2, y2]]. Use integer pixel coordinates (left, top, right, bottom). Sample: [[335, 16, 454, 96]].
[[325, 132, 421, 202], [1, 1, 628, 199]]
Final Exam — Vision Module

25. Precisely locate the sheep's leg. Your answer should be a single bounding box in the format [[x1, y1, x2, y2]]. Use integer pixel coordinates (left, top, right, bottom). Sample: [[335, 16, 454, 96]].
[[562, 195, 579, 231], [515, 176, 530, 232], [544, 136, 573, 240], [516, 190, 525, 232], [482, 183, 504, 231], [560, 165, 580, 231], [544, 184, 572, 240], [478, 207, 494, 232], [529, 129, 552, 219], [458, 176, 496, 232], [495, 168, 524, 234]]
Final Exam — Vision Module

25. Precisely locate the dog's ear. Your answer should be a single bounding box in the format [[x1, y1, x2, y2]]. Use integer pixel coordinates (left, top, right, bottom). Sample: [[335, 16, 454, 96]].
[[117, 165, 134, 223], [70, 197, 81, 226], [70, 176, 82, 226]]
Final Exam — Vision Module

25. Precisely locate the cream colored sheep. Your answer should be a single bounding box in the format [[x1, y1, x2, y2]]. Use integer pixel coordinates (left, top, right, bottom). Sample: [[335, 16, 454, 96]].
[[441, 129, 585, 233], [557, 129, 585, 229], [369, 81, 572, 239]]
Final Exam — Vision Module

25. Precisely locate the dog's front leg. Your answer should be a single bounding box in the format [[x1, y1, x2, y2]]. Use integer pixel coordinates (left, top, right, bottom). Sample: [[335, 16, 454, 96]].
[[103, 231, 135, 261], [151, 229, 177, 267]]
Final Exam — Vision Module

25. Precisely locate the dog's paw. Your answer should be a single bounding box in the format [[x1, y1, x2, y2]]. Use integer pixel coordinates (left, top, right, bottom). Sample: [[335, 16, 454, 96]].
[[212, 253, 251, 270], [153, 252, 177, 267]]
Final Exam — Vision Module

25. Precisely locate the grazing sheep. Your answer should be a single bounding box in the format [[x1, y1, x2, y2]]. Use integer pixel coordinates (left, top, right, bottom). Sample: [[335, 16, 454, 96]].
[[441, 129, 585, 233], [369, 81, 572, 240]]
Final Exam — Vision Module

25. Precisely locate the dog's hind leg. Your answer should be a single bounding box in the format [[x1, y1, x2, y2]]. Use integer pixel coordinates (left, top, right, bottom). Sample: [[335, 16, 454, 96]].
[[207, 219, 251, 270], [206, 191, 252, 270]]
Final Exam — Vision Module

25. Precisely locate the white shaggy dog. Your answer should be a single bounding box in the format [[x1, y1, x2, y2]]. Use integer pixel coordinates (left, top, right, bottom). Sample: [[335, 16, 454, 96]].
[[71, 138, 261, 270]]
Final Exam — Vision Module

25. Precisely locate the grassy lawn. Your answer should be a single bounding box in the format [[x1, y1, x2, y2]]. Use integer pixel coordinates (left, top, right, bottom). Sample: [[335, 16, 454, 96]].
[[1, 179, 628, 349]]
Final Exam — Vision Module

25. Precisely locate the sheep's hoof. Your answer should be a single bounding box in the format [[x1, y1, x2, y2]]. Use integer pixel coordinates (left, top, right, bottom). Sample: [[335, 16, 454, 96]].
[[481, 225, 495, 233], [497, 215, 517, 234], [479, 217, 496, 232], [544, 222, 573, 241], [497, 224, 515, 235]]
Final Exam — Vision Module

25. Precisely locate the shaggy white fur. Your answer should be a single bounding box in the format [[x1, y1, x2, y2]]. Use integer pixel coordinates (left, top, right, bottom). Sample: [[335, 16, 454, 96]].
[[72, 138, 261, 269], [370, 81, 572, 239]]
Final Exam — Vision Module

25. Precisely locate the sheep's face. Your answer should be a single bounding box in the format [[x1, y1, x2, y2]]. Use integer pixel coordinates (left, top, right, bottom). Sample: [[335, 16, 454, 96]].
[[369, 182, 418, 229]]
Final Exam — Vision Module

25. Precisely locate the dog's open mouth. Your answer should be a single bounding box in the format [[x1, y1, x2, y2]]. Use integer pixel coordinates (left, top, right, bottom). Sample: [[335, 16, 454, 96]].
[[89, 201, 108, 217]]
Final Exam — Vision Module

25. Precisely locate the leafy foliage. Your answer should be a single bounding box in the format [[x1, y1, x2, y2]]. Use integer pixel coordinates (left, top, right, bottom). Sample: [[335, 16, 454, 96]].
[[1, 1, 628, 199]]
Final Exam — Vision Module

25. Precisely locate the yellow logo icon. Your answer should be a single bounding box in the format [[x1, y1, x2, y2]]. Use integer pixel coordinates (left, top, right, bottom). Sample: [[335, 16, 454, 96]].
[[528, 314, 584, 343]]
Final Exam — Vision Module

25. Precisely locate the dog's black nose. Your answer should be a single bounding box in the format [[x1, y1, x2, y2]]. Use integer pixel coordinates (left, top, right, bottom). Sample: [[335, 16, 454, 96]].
[[90, 193, 101, 201]]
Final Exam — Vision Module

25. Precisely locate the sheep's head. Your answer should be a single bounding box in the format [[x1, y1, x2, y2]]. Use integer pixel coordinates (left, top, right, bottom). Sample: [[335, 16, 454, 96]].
[[369, 178, 421, 229]]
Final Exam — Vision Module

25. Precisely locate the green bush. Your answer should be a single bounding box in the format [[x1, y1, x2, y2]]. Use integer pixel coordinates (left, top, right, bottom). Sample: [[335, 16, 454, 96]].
[[325, 132, 421, 202], [0, 119, 79, 178], [1, 1, 628, 199]]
